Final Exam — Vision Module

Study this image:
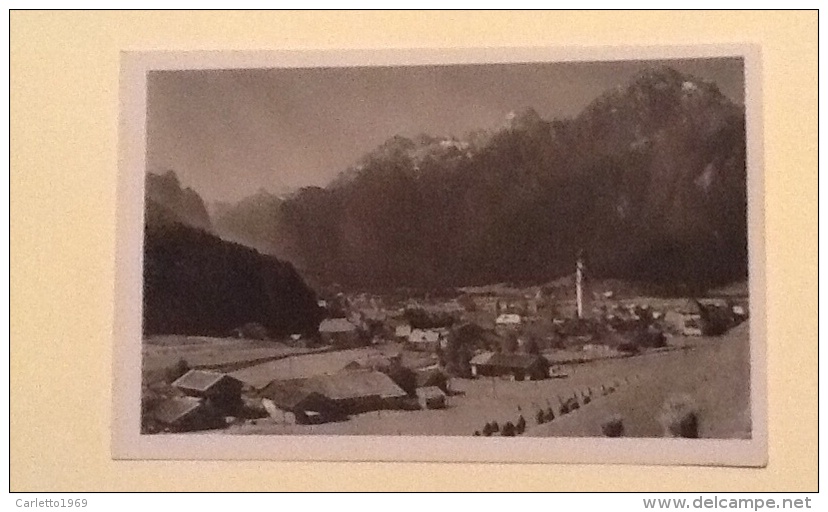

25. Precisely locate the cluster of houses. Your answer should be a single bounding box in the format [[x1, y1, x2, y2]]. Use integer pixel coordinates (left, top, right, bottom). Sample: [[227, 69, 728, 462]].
[[314, 286, 546, 346], [147, 370, 245, 432], [312, 294, 747, 354], [144, 344, 566, 433], [147, 282, 748, 432], [145, 360, 453, 432], [145, 296, 747, 433], [314, 289, 750, 369], [458, 283, 546, 315], [393, 324, 449, 351], [660, 299, 748, 337], [312, 288, 750, 369], [316, 287, 535, 346]]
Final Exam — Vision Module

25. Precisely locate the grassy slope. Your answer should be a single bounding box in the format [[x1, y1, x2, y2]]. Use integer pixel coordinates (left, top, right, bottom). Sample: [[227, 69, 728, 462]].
[[527, 321, 751, 438]]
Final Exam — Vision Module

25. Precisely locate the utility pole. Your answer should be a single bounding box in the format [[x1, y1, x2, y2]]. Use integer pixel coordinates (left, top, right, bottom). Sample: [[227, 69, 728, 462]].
[[576, 249, 585, 319]]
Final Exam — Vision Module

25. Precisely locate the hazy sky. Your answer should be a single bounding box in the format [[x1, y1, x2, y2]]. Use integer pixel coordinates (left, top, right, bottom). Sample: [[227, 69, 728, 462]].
[[146, 57, 744, 202]]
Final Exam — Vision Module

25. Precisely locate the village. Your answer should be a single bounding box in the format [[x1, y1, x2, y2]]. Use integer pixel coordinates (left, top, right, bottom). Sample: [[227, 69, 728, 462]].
[[141, 250, 750, 439]]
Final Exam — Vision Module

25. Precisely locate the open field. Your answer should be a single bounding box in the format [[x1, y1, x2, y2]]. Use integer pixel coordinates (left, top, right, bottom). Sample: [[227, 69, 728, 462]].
[[225, 320, 750, 438], [142, 335, 322, 384], [143, 335, 439, 388], [230, 343, 437, 388]]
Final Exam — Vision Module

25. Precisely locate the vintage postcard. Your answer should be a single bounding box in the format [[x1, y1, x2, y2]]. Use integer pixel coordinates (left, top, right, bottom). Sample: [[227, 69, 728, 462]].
[[113, 46, 766, 465]]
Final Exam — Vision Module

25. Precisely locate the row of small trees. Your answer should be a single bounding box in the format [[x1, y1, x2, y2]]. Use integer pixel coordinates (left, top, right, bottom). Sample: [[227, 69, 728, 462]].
[[472, 397, 576, 437], [469, 377, 703, 439], [474, 415, 528, 437], [472, 375, 639, 437]]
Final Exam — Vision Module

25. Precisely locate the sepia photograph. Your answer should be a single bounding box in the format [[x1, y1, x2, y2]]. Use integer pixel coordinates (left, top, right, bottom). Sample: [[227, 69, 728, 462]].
[[113, 47, 765, 465]]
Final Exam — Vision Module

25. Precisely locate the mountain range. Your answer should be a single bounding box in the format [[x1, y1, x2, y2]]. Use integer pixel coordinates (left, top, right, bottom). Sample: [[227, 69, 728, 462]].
[[201, 66, 748, 292], [145, 170, 213, 232], [143, 172, 322, 337]]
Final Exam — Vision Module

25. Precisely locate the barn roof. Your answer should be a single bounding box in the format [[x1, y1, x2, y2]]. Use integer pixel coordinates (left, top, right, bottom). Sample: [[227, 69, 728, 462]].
[[172, 370, 240, 393], [152, 396, 203, 424], [319, 318, 358, 333], [481, 353, 548, 370], [348, 354, 396, 371], [305, 370, 407, 401], [260, 380, 337, 412], [231, 349, 374, 388]]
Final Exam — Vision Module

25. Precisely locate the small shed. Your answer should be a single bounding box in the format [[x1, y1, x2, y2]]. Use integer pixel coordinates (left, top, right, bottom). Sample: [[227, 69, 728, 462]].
[[469, 351, 495, 377], [416, 386, 447, 409]]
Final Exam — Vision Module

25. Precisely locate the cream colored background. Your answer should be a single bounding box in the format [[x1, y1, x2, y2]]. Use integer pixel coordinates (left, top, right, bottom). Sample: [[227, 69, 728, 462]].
[[10, 10, 817, 491]]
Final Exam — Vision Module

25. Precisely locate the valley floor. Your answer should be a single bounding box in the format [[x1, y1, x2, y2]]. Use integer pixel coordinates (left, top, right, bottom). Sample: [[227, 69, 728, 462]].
[[222, 321, 751, 438]]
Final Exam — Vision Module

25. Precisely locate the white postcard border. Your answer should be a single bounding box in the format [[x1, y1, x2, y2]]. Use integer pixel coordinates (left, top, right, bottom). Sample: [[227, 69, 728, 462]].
[[113, 45, 766, 466]]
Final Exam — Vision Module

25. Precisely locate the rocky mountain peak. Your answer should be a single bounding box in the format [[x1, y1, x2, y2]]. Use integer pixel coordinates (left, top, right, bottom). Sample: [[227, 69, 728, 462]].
[[145, 169, 213, 233]]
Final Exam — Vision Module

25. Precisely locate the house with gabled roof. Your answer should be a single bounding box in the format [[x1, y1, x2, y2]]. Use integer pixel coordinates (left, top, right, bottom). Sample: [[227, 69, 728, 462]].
[[259, 379, 344, 424], [303, 370, 409, 414], [172, 369, 243, 413], [151, 396, 224, 432], [416, 386, 447, 409]]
